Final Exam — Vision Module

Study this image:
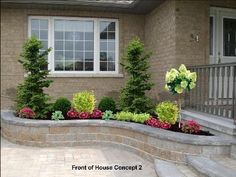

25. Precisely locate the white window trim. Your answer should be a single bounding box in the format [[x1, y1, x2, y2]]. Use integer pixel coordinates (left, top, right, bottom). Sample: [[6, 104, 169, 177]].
[[28, 16, 120, 76]]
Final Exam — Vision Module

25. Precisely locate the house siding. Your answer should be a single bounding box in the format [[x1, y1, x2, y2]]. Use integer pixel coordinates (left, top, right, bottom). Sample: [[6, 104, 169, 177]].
[[1, 0, 236, 109], [145, 0, 236, 102], [1, 7, 145, 109]]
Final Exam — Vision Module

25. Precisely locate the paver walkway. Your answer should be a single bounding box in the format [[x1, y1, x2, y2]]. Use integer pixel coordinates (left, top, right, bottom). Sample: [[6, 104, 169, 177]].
[[1, 137, 156, 177]]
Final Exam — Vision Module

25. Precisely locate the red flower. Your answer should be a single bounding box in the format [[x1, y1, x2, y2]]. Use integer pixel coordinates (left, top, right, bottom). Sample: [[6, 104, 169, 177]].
[[79, 112, 90, 119], [91, 109, 102, 118], [19, 107, 36, 119], [181, 120, 201, 134], [67, 108, 79, 118], [145, 117, 171, 129]]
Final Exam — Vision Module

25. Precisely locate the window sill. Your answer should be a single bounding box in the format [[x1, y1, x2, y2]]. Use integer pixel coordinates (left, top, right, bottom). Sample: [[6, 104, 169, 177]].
[[47, 73, 124, 78]]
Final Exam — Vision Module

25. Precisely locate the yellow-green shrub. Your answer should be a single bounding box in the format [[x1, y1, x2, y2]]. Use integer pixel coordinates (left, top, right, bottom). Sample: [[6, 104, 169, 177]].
[[115, 111, 150, 123], [72, 91, 95, 114], [156, 101, 179, 124]]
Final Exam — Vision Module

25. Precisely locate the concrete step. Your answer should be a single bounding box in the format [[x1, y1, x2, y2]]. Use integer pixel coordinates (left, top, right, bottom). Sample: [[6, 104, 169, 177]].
[[187, 155, 236, 177], [181, 109, 236, 138], [154, 159, 199, 177]]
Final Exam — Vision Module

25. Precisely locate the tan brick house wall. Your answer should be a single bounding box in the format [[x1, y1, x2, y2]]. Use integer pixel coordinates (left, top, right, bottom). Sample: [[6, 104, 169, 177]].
[[1, 0, 236, 109], [144, 0, 236, 102], [1, 7, 145, 109]]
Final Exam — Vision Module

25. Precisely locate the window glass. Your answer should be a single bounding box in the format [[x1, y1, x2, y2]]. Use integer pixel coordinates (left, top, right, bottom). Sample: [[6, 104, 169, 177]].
[[99, 21, 116, 71], [223, 18, 236, 56], [54, 19, 94, 71], [209, 17, 213, 56], [30, 18, 49, 70]]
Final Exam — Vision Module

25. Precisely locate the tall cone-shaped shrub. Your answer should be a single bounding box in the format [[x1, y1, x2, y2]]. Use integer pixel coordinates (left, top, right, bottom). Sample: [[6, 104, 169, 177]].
[[120, 37, 154, 113], [16, 37, 53, 118]]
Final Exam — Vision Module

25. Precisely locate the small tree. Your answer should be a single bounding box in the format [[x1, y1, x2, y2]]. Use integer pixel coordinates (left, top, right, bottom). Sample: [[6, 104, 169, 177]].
[[120, 37, 154, 113], [16, 37, 53, 118]]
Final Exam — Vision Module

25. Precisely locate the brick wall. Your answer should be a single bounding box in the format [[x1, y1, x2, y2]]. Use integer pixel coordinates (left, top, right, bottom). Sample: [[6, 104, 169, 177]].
[[1, 7, 145, 109], [145, 0, 236, 102]]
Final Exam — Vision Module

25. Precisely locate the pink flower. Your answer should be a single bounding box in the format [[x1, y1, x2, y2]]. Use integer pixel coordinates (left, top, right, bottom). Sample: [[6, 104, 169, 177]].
[[67, 108, 79, 118], [181, 120, 201, 134], [79, 112, 90, 119], [145, 117, 171, 129], [19, 107, 36, 118], [91, 109, 102, 118]]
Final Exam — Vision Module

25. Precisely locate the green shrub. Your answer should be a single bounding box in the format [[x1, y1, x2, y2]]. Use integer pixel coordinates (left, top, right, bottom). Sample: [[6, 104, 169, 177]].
[[53, 97, 71, 116], [72, 91, 95, 114], [102, 110, 114, 120], [98, 97, 116, 112], [156, 101, 179, 124], [119, 37, 154, 113], [115, 111, 150, 123], [16, 37, 53, 118], [51, 111, 64, 121]]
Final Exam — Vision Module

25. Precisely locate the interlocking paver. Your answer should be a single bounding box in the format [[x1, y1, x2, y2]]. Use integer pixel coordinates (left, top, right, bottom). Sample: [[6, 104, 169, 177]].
[[1, 137, 156, 177]]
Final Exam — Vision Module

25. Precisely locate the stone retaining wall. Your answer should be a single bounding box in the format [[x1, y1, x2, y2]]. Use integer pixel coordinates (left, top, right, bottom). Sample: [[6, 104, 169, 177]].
[[1, 111, 233, 163]]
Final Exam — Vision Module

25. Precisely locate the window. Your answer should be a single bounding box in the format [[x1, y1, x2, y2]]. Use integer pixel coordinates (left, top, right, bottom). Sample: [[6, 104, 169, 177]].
[[223, 18, 236, 56], [209, 16, 214, 56], [29, 17, 119, 74]]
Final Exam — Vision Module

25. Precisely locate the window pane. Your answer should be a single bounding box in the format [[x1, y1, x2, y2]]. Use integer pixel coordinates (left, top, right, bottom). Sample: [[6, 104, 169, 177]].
[[108, 32, 115, 39], [55, 62, 64, 71], [85, 41, 94, 50], [40, 30, 48, 40], [100, 21, 109, 32], [75, 41, 84, 50], [31, 19, 39, 29], [100, 52, 107, 61], [108, 62, 115, 71], [85, 32, 94, 40], [41, 41, 48, 50], [65, 32, 74, 40], [55, 20, 64, 31], [65, 61, 74, 71], [100, 62, 107, 71], [54, 19, 94, 71], [108, 52, 115, 61], [55, 41, 64, 50], [100, 41, 107, 51], [65, 51, 73, 60], [99, 21, 116, 72], [223, 18, 236, 56], [31, 30, 39, 38], [55, 31, 64, 40], [108, 22, 115, 31], [85, 52, 93, 61], [108, 41, 115, 51], [209, 17, 213, 55], [75, 52, 83, 61], [75, 61, 83, 71], [55, 51, 64, 60], [65, 41, 73, 50], [40, 20, 48, 30], [75, 32, 84, 40], [85, 62, 93, 71]]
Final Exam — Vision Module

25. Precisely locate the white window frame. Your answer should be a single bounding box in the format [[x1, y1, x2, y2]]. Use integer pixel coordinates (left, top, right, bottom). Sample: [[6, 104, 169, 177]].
[[28, 16, 119, 75]]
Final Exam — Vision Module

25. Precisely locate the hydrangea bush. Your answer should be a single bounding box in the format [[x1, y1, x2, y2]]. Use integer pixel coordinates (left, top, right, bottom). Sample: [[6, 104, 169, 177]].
[[165, 64, 197, 94]]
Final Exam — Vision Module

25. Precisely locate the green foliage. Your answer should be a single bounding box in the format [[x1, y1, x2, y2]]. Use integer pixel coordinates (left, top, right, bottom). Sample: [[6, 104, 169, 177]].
[[53, 97, 71, 116], [72, 91, 95, 114], [51, 111, 64, 121], [16, 37, 53, 118], [98, 97, 116, 112], [120, 37, 154, 113], [156, 101, 179, 124], [115, 111, 150, 123], [102, 110, 114, 120]]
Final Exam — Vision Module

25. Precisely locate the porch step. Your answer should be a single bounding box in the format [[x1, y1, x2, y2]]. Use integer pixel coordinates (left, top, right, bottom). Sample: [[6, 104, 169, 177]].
[[187, 155, 236, 177], [181, 110, 236, 136], [154, 159, 198, 177]]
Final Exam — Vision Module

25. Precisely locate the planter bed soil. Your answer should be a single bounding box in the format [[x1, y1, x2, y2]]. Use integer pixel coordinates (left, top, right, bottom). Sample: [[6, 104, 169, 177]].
[[17, 113, 214, 136]]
